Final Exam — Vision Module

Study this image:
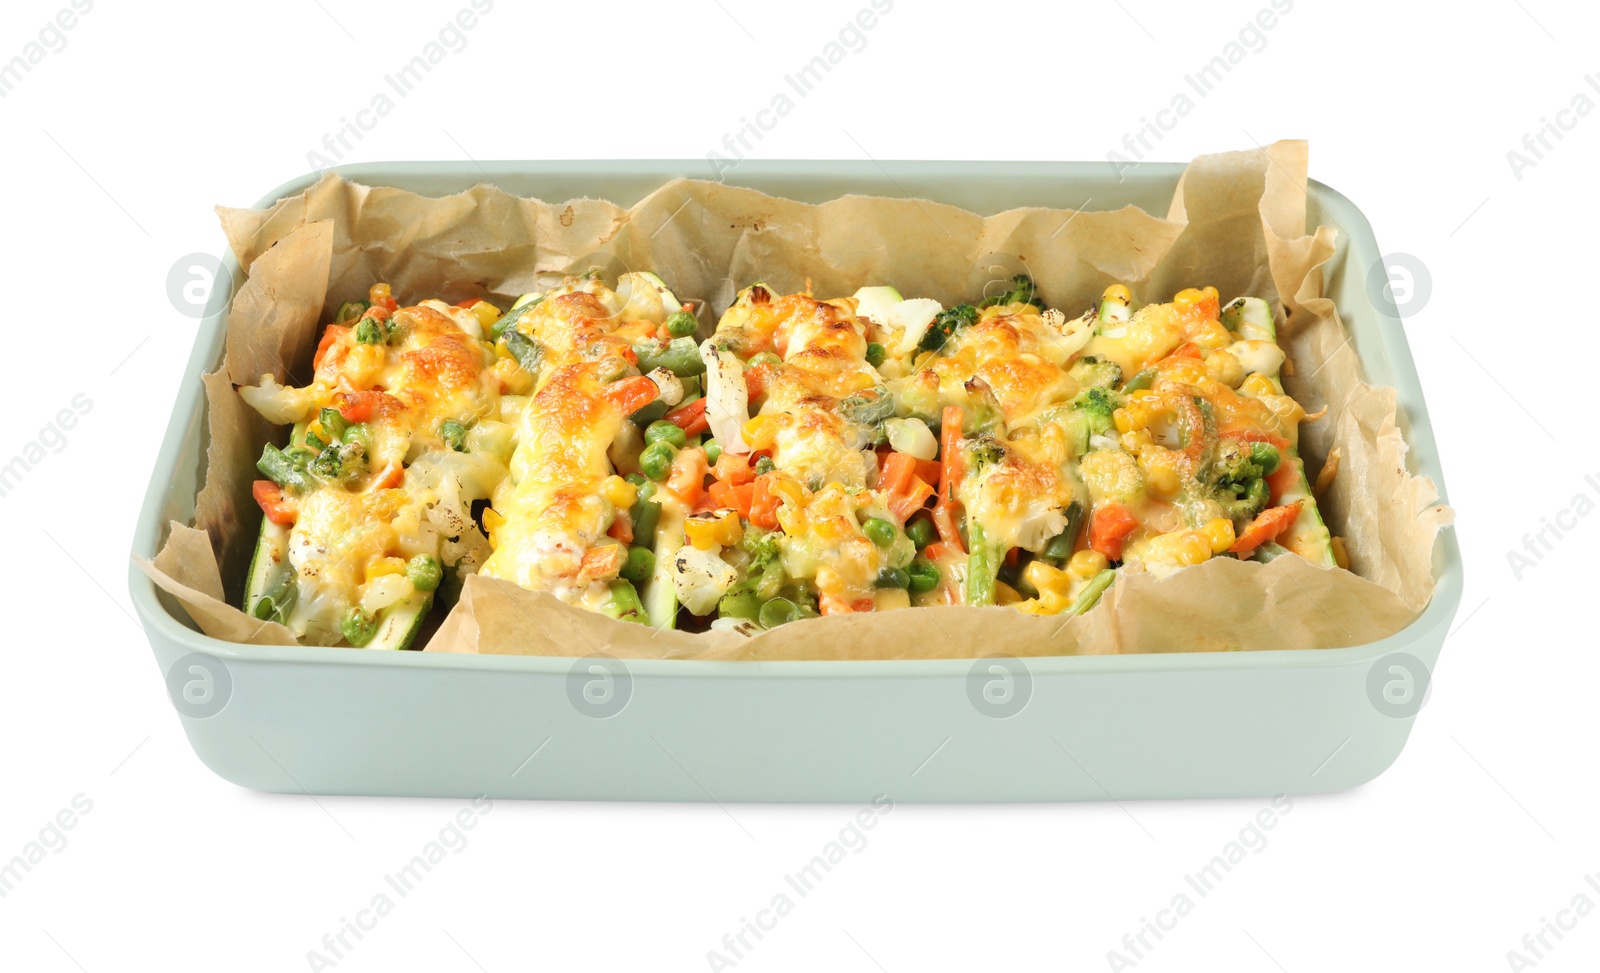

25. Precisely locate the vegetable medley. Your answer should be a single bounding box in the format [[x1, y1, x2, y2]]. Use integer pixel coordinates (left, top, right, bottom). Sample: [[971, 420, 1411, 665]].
[[240, 271, 1343, 648]]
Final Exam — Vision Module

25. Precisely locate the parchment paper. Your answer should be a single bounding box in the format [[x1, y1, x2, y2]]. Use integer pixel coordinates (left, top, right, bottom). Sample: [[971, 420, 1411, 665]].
[[137, 141, 1454, 658]]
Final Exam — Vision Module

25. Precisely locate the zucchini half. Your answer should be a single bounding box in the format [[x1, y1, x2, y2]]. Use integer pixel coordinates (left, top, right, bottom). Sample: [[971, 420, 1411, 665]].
[[1223, 297, 1337, 567]]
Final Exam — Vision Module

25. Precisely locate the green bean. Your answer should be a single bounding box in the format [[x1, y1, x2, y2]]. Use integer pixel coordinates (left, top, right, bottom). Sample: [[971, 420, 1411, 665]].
[[719, 588, 762, 620], [621, 546, 656, 585], [257, 444, 310, 492], [965, 523, 996, 606], [1121, 367, 1157, 393], [1068, 568, 1117, 615], [636, 336, 705, 377], [335, 300, 370, 324], [1042, 501, 1085, 561], [489, 297, 542, 339], [406, 555, 442, 593], [631, 499, 662, 541], [876, 566, 910, 589], [666, 310, 699, 338], [354, 319, 385, 345], [502, 330, 544, 375], [602, 580, 647, 623], [758, 596, 816, 629]]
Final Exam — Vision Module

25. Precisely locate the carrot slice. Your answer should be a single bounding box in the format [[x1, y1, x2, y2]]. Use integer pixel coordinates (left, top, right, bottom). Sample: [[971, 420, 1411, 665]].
[[251, 480, 297, 526], [602, 376, 659, 416], [665, 397, 710, 436], [1229, 502, 1303, 556], [748, 474, 780, 530], [1088, 502, 1140, 561]]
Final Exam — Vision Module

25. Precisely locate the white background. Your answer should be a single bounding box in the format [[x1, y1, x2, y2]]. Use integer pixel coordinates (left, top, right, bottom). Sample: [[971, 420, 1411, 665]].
[[0, 0, 1591, 970]]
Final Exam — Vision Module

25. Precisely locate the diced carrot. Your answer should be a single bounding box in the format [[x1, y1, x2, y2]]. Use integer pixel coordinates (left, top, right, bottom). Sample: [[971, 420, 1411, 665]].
[[914, 458, 942, 486], [1230, 502, 1303, 556], [369, 462, 404, 490], [1169, 342, 1202, 360], [665, 397, 710, 436], [576, 545, 624, 585], [607, 508, 634, 545], [748, 474, 780, 530], [744, 363, 768, 400], [920, 542, 952, 562], [602, 376, 659, 416], [313, 325, 349, 371], [887, 477, 935, 523], [851, 597, 876, 613], [454, 298, 482, 309], [692, 493, 720, 514], [665, 447, 709, 506], [1222, 429, 1291, 450], [707, 480, 739, 510], [713, 450, 755, 486], [1088, 502, 1140, 561], [878, 451, 917, 497], [1267, 459, 1302, 506], [251, 480, 297, 527], [337, 390, 401, 423]]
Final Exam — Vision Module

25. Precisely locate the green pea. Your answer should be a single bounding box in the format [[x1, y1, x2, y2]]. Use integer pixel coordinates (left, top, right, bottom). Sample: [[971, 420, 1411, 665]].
[[340, 606, 378, 647], [875, 566, 910, 589], [754, 455, 775, 475], [439, 419, 468, 453], [624, 472, 649, 489], [1250, 441, 1282, 475], [746, 351, 782, 369], [666, 310, 699, 338], [865, 342, 887, 367], [703, 439, 723, 466], [640, 441, 677, 481], [621, 546, 656, 585], [905, 516, 937, 550], [645, 420, 688, 449], [863, 517, 897, 548], [907, 558, 940, 593], [406, 554, 443, 592]]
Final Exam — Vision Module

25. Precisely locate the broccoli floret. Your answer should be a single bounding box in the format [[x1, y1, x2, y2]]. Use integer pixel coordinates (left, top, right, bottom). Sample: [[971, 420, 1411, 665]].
[[918, 303, 980, 353], [961, 434, 1008, 474], [739, 527, 782, 572], [1071, 386, 1120, 437], [1067, 355, 1123, 389], [307, 439, 367, 484], [1210, 440, 1281, 520], [979, 274, 1047, 311]]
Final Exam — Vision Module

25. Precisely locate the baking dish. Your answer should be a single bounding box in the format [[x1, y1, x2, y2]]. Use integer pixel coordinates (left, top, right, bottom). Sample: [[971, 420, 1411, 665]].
[[130, 160, 1461, 801]]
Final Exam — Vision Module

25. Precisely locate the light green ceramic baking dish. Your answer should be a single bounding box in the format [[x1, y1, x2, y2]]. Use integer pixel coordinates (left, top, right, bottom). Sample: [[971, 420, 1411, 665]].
[[129, 161, 1460, 802]]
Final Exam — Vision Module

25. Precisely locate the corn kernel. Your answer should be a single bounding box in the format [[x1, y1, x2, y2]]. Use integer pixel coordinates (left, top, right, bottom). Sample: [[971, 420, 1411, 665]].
[[369, 282, 392, 305], [366, 556, 407, 582], [1174, 287, 1205, 306], [1202, 517, 1236, 554], [1240, 373, 1277, 398], [1103, 283, 1132, 304], [470, 300, 501, 329], [601, 475, 637, 509], [995, 581, 1023, 606], [1113, 408, 1133, 434], [1143, 457, 1180, 498], [1022, 560, 1073, 597], [1068, 549, 1108, 579], [685, 509, 743, 550], [743, 414, 783, 450], [1175, 531, 1212, 565]]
